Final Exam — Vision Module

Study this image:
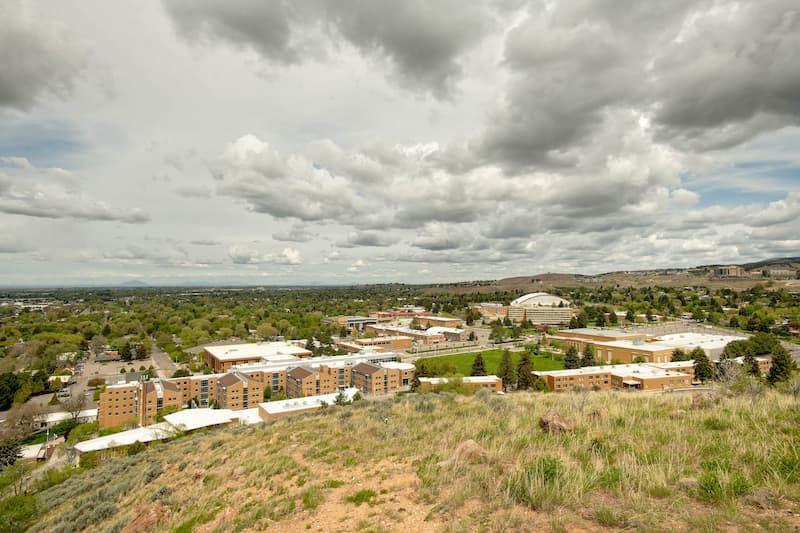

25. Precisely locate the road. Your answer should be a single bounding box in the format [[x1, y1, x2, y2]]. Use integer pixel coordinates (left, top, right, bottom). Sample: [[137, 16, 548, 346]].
[[149, 342, 180, 379]]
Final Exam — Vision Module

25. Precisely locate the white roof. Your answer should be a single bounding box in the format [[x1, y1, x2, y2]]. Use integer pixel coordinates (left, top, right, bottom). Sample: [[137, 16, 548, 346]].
[[34, 409, 98, 424], [73, 423, 175, 453], [203, 341, 311, 362], [535, 363, 689, 379], [427, 327, 464, 335], [259, 388, 359, 415], [419, 375, 501, 385], [380, 362, 415, 371], [510, 293, 570, 307], [163, 408, 239, 431], [234, 351, 399, 373], [20, 443, 42, 459], [593, 339, 672, 352], [653, 332, 748, 352], [417, 316, 461, 323], [370, 325, 444, 337]]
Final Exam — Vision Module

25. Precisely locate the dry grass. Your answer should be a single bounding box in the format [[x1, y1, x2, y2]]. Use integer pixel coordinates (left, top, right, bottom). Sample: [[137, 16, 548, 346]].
[[28, 388, 800, 532]]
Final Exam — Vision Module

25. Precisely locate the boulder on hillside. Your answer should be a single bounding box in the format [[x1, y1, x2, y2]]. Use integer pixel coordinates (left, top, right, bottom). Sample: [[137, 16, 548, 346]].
[[539, 409, 574, 433], [439, 439, 488, 466]]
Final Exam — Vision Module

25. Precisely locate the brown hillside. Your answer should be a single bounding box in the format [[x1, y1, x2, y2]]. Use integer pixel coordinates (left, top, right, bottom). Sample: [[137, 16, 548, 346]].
[[30, 390, 800, 532]]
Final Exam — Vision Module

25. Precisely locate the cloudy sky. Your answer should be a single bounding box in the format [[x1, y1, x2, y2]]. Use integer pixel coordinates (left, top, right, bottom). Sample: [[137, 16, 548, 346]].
[[1, 1, 799, 286]]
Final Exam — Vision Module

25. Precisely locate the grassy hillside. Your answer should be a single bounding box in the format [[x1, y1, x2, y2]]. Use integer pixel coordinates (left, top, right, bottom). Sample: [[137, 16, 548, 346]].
[[20, 389, 800, 532], [416, 349, 564, 375]]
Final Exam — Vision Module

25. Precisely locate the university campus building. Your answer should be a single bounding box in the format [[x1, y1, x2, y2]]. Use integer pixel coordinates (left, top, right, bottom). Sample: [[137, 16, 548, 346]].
[[548, 328, 750, 364], [99, 342, 414, 428], [535, 363, 695, 392], [472, 293, 574, 325]]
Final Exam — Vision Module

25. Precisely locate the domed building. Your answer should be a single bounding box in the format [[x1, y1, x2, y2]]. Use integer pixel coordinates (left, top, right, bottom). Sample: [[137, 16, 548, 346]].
[[508, 292, 573, 325]]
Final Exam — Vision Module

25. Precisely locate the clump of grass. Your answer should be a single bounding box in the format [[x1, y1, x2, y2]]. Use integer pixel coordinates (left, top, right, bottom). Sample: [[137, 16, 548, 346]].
[[301, 487, 324, 509], [346, 489, 377, 506], [595, 506, 629, 528], [322, 479, 345, 488]]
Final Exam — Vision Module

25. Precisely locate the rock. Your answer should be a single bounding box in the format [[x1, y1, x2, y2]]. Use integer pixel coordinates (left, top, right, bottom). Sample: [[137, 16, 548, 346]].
[[589, 405, 608, 420], [744, 487, 776, 509], [439, 439, 488, 466], [678, 477, 698, 491], [539, 409, 574, 433], [121, 502, 164, 533]]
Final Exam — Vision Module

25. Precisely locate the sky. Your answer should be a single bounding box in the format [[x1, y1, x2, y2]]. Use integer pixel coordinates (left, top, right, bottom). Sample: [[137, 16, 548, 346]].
[[0, 0, 798, 287]]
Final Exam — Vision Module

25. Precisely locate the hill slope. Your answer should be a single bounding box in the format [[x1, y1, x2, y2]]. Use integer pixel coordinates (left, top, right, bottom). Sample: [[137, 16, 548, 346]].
[[27, 390, 800, 532]]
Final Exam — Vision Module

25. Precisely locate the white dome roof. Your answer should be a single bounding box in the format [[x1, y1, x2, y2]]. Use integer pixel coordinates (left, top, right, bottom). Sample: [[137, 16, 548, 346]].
[[510, 292, 570, 307]]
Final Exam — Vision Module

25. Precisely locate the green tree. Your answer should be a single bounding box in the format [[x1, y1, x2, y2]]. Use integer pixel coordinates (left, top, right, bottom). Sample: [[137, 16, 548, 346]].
[[497, 350, 516, 391], [767, 344, 797, 385], [0, 438, 21, 468], [692, 347, 714, 383], [564, 346, 581, 369], [489, 322, 506, 342], [120, 341, 132, 362], [625, 309, 635, 322], [581, 345, 595, 367], [470, 353, 487, 376], [516, 352, 534, 389], [743, 352, 761, 378], [671, 348, 688, 362]]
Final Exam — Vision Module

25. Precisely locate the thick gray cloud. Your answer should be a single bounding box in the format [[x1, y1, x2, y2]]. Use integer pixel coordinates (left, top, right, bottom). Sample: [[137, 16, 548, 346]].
[[1, 0, 798, 286], [0, 1, 87, 110], [163, 0, 492, 97], [164, 0, 302, 64]]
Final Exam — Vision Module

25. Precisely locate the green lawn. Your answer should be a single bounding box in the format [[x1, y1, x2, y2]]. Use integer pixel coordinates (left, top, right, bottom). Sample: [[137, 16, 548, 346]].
[[416, 348, 564, 376]]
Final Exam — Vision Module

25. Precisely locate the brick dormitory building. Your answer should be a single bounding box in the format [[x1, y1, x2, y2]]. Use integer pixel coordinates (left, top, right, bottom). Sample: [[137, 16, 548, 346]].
[[98, 342, 414, 428]]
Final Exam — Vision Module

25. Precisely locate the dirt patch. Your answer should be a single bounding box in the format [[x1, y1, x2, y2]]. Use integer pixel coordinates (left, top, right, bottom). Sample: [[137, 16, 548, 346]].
[[121, 501, 165, 533]]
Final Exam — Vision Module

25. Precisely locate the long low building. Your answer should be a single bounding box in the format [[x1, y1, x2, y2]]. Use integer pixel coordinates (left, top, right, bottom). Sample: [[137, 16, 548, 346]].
[[535, 363, 693, 392], [365, 324, 445, 345], [549, 329, 748, 364]]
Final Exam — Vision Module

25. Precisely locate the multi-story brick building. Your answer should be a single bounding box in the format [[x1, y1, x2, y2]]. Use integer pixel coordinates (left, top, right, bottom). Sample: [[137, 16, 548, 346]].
[[216, 371, 263, 410], [99, 347, 412, 428]]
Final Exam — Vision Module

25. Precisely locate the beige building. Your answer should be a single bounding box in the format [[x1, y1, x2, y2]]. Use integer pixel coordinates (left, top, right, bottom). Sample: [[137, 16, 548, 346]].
[[535, 364, 692, 392], [412, 316, 463, 328]]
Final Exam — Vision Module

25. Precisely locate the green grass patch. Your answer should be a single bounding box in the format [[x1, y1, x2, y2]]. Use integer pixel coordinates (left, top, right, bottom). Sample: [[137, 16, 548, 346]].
[[416, 349, 563, 376]]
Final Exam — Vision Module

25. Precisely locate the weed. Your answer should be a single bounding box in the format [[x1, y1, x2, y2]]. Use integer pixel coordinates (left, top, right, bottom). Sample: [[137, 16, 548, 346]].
[[347, 489, 377, 506]]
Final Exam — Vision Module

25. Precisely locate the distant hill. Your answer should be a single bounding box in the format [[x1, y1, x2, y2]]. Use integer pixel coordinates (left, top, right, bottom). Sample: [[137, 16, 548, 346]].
[[423, 257, 799, 294], [120, 280, 149, 287]]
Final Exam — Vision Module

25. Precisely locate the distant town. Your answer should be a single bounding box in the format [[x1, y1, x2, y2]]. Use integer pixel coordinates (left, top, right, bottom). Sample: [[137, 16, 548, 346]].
[[0, 271, 796, 468]]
